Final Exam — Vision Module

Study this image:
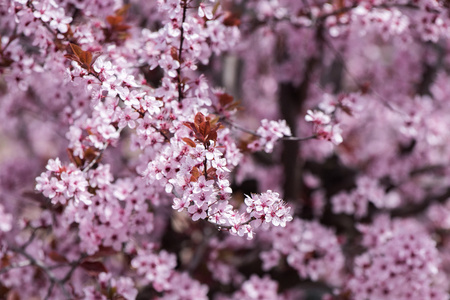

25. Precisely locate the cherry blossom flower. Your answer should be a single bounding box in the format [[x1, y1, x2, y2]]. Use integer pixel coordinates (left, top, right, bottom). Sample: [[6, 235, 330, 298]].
[[305, 110, 331, 125], [0, 205, 13, 232], [248, 119, 292, 153]]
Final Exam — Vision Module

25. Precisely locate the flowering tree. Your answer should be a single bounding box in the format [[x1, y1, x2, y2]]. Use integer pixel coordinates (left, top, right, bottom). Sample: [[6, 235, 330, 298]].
[[1, 0, 450, 299]]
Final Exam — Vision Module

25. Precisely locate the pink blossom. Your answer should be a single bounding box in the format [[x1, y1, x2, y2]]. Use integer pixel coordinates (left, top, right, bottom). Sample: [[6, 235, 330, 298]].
[[159, 54, 180, 78], [198, 3, 213, 20], [0, 205, 12, 232], [248, 119, 292, 153], [305, 109, 331, 125], [188, 202, 209, 221]]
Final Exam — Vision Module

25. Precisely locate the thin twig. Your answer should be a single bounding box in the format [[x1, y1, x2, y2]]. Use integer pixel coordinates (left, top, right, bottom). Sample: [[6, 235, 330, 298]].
[[223, 119, 316, 142], [282, 135, 316, 141], [216, 217, 256, 230], [177, 0, 188, 102], [151, 124, 171, 143], [11, 247, 71, 298], [224, 119, 261, 136], [21, 227, 39, 249], [0, 26, 18, 55], [44, 281, 55, 300], [323, 36, 406, 115], [61, 254, 86, 283], [0, 260, 32, 274]]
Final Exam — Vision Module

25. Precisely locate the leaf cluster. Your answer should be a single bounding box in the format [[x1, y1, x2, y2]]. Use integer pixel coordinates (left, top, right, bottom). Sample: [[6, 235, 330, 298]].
[[64, 43, 100, 75], [104, 5, 131, 44], [183, 112, 222, 147]]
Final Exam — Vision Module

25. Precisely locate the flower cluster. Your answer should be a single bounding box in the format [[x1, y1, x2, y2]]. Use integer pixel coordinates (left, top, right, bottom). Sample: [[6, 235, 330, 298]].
[[331, 176, 400, 218], [244, 190, 293, 228], [261, 218, 345, 285], [83, 272, 138, 300], [131, 247, 208, 299], [305, 109, 343, 145], [142, 112, 293, 239], [35, 158, 91, 206], [227, 275, 281, 300], [248, 119, 292, 153], [348, 216, 448, 299]]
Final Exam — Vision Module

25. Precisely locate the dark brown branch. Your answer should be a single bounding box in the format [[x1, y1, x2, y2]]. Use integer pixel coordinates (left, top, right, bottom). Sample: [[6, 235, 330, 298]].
[[222, 119, 315, 142], [177, 0, 188, 102], [391, 188, 450, 218]]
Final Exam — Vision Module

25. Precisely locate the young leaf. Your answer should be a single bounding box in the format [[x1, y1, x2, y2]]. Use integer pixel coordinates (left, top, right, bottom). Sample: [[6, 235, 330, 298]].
[[206, 167, 217, 179], [207, 130, 217, 142], [67, 148, 83, 167], [80, 260, 108, 276], [115, 3, 131, 16], [87, 246, 117, 259], [219, 93, 234, 107], [183, 121, 196, 131], [198, 121, 210, 139], [69, 43, 84, 59], [182, 137, 196, 147], [48, 251, 69, 263], [65, 43, 99, 74], [106, 15, 124, 26], [223, 11, 241, 27], [190, 166, 201, 182], [194, 112, 206, 126]]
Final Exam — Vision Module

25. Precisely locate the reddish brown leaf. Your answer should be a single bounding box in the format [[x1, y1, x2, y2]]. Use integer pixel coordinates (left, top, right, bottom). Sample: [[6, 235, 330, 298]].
[[115, 4, 131, 16], [80, 260, 108, 276], [1, 254, 10, 268], [170, 47, 178, 61], [84, 147, 99, 163], [359, 81, 371, 94], [183, 121, 195, 131], [190, 166, 201, 182], [81, 50, 93, 66], [227, 100, 242, 111], [340, 105, 353, 116], [218, 93, 234, 106], [66, 43, 97, 73], [67, 148, 83, 167], [113, 24, 131, 32], [223, 11, 241, 27], [63, 53, 80, 64], [206, 167, 217, 179], [211, 122, 222, 133], [48, 251, 68, 263], [198, 121, 210, 138], [209, 115, 221, 124], [6, 290, 20, 300], [106, 15, 124, 26], [69, 43, 84, 58], [104, 5, 131, 43], [207, 130, 217, 142], [182, 137, 196, 147], [194, 112, 206, 126], [335, 0, 346, 18], [87, 246, 117, 259], [0, 57, 14, 68]]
